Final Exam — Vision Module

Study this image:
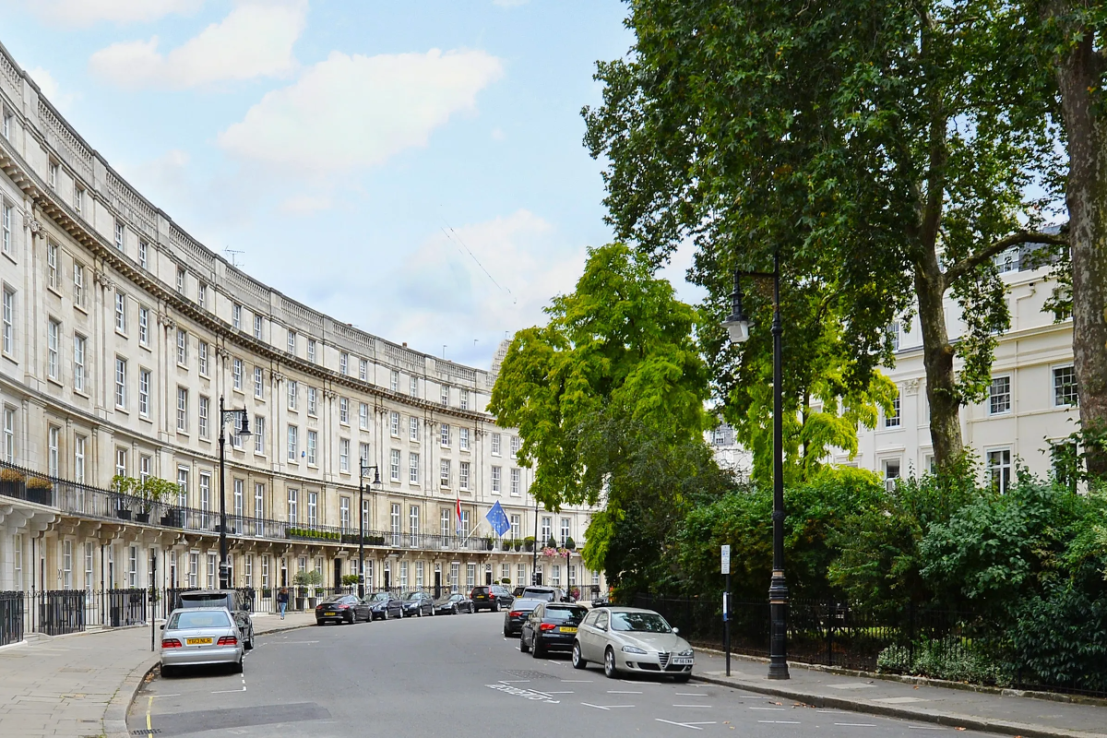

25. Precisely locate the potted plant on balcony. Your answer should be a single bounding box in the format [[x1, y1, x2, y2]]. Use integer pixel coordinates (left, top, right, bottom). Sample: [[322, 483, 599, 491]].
[[25, 476, 53, 505], [0, 467, 25, 499], [110, 475, 137, 520], [523, 536, 535, 552], [137, 476, 179, 524]]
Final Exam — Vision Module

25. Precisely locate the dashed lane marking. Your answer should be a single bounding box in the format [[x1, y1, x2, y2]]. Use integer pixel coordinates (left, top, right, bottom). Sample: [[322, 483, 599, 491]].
[[672, 704, 712, 708], [581, 703, 635, 710], [758, 721, 802, 725], [835, 723, 877, 728], [607, 690, 642, 694], [655, 719, 717, 731]]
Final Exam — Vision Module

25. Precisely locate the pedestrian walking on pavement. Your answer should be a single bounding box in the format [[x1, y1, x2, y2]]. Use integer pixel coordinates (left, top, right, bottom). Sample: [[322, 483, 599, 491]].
[[277, 587, 289, 619]]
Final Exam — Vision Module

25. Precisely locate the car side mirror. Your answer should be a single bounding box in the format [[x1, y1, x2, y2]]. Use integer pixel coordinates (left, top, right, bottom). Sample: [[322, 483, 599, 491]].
[[159, 624, 165, 630], [672, 627, 679, 635]]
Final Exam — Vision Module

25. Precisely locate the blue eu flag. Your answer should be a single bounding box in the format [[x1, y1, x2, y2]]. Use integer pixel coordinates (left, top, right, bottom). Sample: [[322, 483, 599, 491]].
[[485, 501, 512, 537]]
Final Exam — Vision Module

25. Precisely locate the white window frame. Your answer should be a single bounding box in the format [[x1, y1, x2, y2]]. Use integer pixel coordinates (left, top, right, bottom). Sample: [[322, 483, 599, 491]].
[[73, 334, 86, 392], [1053, 364, 1078, 407], [987, 448, 1013, 494], [409, 452, 419, 484], [988, 375, 1012, 416]]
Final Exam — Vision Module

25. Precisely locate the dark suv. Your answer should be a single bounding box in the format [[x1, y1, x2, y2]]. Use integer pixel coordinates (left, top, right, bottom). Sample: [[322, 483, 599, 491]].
[[470, 585, 513, 612]]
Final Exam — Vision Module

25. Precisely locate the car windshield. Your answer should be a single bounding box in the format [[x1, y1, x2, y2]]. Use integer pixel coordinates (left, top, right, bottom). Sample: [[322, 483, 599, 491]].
[[610, 612, 672, 633], [545, 607, 585, 623], [321, 596, 343, 604], [168, 611, 232, 629], [522, 589, 555, 602], [369, 593, 390, 602], [404, 593, 421, 600]]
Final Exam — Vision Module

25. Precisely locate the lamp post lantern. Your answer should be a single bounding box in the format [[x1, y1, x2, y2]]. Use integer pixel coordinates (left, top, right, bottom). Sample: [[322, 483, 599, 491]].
[[218, 396, 251, 591], [725, 249, 789, 680], [358, 461, 381, 598]]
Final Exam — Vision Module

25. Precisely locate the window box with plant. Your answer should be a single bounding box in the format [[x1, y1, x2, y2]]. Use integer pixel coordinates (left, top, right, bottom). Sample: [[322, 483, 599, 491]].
[[25, 476, 53, 506], [0, 468, 25, 499]]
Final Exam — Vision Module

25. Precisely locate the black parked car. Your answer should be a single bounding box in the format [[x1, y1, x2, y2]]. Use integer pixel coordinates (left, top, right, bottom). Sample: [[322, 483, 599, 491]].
[[502, 598, 543, 637], [433, 592, 473, 615], [520, 602, 587, 657], [366, 591, 404, 620], [401, 591, 435, 617], [471, 585, 513, 612], [316, 594, 370, 625]]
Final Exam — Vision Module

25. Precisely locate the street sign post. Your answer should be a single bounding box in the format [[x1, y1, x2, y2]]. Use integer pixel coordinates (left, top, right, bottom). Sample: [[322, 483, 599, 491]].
[[721, 545, 731, 675]]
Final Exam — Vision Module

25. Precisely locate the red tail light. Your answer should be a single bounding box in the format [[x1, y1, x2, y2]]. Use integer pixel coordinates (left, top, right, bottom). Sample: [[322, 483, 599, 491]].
[[338, 604, 349, 610], [217, 636, 238, 646], [509, 611, 522, 618], [539, 623, 557, 631], [161, 638, 182, 649]]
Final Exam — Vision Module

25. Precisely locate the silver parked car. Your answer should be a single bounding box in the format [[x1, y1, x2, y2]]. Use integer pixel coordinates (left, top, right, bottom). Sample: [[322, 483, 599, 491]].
[[571, 606, 693, 682], [160, 607, 245, 676]]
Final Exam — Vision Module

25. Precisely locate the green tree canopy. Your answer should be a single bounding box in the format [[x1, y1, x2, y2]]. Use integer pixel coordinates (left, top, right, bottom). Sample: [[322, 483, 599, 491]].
[[489, 242, 712, 510], [585, 0, 1064, 475]]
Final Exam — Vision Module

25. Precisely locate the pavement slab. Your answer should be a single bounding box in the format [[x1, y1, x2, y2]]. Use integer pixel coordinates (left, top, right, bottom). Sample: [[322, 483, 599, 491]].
[[693, 650, 1107, 738], [0, 610, 317, 738]]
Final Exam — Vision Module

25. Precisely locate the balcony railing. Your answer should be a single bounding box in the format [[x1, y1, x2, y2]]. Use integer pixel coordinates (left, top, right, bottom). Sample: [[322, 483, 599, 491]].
[[0, 460, 540, 554]]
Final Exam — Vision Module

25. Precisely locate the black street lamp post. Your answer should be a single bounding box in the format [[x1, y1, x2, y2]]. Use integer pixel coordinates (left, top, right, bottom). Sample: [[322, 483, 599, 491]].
[[722, 249, 790, 680], [218, 397, 251, 591], [532, 496, 540, 585], [358, 461, 381, 598]]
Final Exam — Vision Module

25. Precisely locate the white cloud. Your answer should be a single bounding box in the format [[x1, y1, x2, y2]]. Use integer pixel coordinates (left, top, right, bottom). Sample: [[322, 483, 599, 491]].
[[280, 193, 332, 214], [25, 0, 204, 26], [217, 48, 504, 175], [26, 67, 79, 112], [88, 1, 304, 89], [373, 209, 586, 366]]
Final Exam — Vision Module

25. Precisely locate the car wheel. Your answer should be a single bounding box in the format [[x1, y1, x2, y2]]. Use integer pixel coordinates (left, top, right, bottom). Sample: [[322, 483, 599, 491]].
[[452, 604, 459, 615], [572, 642, 587, 669], [347, 612, 355, 624], [230, 658, 243, 674], [519, 631, 530, 653], [531, 637, 544, 659], [383, 609, 389, 621], [604, 648, 619, 679], [674, 673, 691, 683], [492, 602, 500, 613], [416, 607, 422, 618], [160, 664, 174, 678]]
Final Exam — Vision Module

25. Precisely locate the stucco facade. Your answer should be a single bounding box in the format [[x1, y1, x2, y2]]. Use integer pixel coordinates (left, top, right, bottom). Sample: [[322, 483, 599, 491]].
[[0, 43, 600, 603]]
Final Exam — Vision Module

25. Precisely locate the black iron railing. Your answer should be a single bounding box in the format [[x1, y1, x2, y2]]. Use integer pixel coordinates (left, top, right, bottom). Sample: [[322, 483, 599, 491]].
[[633, 594, 1106, 699], [0, 591, 23, 646], [1, 459, 553, 555]]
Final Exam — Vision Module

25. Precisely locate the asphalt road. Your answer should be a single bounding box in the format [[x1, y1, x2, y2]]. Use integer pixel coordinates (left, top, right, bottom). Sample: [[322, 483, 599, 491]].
[[128, 609, 998, 737]]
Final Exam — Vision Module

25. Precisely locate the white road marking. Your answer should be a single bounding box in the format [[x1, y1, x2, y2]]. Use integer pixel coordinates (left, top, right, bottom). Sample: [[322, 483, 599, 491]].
[[655, 719, 717, 731], [674, 693, 706, 697], [607, 690, 642, 694], [581, 703, 635, 710], [561, 679, 592, 683], [212, 687, 246, 694], [486, 683, 561, 704], [758, 720, 802, 725], [835, 723, 877, 727], [672, 704, 712, 708]]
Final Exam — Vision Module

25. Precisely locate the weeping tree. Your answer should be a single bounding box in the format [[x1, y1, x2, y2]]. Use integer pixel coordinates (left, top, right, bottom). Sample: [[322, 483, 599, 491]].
[[585, 0, 1065, 475]]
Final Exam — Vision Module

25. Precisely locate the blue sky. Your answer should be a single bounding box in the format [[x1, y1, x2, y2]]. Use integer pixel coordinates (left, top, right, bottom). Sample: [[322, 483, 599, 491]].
[[1, 0, 703, 369]]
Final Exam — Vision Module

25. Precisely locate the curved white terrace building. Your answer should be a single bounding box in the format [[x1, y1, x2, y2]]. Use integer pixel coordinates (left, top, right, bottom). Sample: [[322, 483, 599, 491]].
[[0, 42, 600, 625]]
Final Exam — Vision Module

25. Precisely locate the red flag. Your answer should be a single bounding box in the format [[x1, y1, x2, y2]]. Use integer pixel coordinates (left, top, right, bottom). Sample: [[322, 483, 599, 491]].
[[455, 496, 462, 536]]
